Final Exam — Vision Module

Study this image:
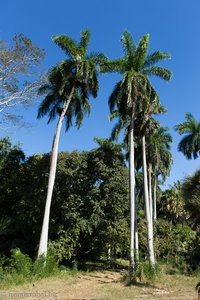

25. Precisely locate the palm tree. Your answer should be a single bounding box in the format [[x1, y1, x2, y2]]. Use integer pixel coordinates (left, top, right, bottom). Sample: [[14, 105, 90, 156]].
[[182, 170, 200, 227], [146, 125, 173, 221], [104, 31, 171, 276], [93, 137, 125, 167], [37, 29, 104, 258], [175, 113, 200, 159]]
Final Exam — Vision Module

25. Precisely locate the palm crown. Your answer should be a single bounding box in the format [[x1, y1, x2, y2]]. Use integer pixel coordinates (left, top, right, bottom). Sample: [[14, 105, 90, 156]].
[[104, 31, 172, 121], [38, 29, 105, 130], [146, 125, 173, 179], [175, 113, 200, 159]]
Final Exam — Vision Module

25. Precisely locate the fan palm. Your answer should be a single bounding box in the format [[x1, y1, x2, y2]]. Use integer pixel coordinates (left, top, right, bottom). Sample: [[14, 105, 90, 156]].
[[105, 31, 171, 275], [175, 113, 200, 159], [37, 29, 104, 257]]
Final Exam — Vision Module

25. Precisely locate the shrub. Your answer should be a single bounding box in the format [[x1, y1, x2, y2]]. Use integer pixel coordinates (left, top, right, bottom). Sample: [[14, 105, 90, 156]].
[[0, 249, 60, 287]]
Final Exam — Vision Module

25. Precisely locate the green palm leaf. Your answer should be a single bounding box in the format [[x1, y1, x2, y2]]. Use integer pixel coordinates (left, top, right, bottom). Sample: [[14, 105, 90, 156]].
[[175, 113, 200, 159]]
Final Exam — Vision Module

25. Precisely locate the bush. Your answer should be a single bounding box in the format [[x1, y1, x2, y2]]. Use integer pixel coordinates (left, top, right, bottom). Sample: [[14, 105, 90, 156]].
[[9, 249, 32, 278], [0, 248, 60, 287], [32, 255, 59, 279]]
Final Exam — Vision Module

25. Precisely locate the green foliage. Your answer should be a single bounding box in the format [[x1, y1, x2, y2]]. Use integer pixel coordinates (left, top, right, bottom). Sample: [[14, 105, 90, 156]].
[[159, 184, 188, 224], [8, 249, 32, 278], [175, 113, 200, 159], [140, 261, 160, 282], [108, 31, 171, 130], [38, 29, 106, 130], [0, 249, 60, 287], [32, 255, 59, 279], [49, 226, 82, 263], [153, 218, 197, 272], [182, 169, 200, 227], [1, 136, 200, 273]]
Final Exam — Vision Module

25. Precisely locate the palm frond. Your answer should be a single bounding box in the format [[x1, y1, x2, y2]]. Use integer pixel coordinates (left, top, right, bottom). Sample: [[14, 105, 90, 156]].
[[143, 66, 172, 81], [143, 51, 171, 69], [108, 81, 122, 112], [37, 94, 60, 119], [79, 29, 90, 55], [52, 35, 79, 60], [121, 31, 136, 57], [100, 59, 124, 73], [88, 52, 108, 73], [111, 119, 124, 141], [133, 34, 150, 70], [38, 84, 52, 95]]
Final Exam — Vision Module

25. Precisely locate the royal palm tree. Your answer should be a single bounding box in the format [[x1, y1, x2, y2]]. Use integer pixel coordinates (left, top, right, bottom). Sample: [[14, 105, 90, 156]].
[[175, 113, 200, 159], [104, 31, 171, 276], [146, 125, 172, 221], [37, 29, 105, 258]]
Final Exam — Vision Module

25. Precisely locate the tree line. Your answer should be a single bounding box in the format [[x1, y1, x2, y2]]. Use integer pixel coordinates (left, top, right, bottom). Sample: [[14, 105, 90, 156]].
[[0, 137, 199, 271]]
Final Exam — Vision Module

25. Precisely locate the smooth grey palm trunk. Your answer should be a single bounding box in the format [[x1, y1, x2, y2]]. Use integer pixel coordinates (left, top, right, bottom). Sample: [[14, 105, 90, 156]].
[[142, 136, 155, 268], [148, 164, 153, 223], [129, 117, 136, 279], [38, 88, 75, 258], [135, 194, 139, 264], [153, 175, 157, 221]]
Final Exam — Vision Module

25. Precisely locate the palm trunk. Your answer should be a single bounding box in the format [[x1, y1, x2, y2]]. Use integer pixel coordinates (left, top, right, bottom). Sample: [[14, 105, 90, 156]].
[[38, 87, 75, 258], [129, 115, 136, 280], [142, 135, 155, 268], [153, 174, 157, 221], [148, 163, 153, 224], [135, 194, 139, 264]]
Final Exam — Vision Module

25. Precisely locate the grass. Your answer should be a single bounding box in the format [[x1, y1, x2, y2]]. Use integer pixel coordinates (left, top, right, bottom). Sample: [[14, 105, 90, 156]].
[[1, 263, 199, 300]]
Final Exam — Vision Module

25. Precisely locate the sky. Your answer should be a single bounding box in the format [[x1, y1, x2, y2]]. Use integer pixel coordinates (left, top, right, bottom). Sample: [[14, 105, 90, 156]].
[[0, 0, 200, 187]]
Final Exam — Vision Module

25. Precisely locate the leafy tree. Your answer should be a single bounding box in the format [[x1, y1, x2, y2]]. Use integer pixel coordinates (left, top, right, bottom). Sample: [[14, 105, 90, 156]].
[[37, 29, 105, 257], [0, 34, 44, 128], [154, 219, 196, 263], [0, 138, 26, 254], [175, 113, 200, 159]]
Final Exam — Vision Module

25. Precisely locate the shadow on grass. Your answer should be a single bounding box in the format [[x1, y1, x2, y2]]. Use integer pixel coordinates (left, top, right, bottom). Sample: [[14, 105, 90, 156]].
[[125, 281, 158, 289], [77, 259, 129, 273]]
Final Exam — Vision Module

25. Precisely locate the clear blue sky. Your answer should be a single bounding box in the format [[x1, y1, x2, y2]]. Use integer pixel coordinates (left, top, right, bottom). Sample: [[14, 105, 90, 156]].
[[0, 0, 200, 187]]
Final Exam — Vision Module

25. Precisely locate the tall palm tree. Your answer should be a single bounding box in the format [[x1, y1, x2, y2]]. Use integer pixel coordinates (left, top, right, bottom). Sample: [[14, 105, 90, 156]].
[[175, 113, 200, 159], [146, 125, 173, 221], [104, 31, 171, 276], [37, 29, 104, 258]]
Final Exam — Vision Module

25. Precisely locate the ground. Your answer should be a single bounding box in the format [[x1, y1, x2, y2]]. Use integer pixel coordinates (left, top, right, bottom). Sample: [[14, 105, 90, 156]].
[[0, 269, 199, 300]]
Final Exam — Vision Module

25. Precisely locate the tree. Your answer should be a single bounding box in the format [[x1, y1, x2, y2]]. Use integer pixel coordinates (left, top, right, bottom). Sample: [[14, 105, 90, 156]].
[[37, 29, 105, 258], [0, 137, 26, 254], [175, 113, 200, 159], [182, 170, 200, 228], [0, 34, 44, 128], [146, 125, 173, 220], [104, 31, 171, 276]]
